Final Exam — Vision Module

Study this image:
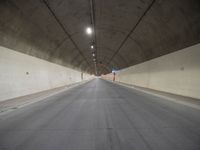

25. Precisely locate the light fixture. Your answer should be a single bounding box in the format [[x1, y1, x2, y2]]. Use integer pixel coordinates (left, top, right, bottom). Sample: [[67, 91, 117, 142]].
[[86, 27, 92, 35], [92, 53, 95, 56], [91, 45, 94, 49]]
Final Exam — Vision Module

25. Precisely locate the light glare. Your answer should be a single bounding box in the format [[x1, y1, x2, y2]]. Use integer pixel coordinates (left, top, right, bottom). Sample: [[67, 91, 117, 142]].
[[86, 27, 92, 35]]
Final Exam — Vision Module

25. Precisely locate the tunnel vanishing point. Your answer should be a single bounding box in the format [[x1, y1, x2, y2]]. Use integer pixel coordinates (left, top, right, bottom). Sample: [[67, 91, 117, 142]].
[[0, 0, 200, 150]]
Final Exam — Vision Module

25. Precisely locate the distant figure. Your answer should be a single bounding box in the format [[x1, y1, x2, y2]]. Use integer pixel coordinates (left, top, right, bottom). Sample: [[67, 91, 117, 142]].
[[113, 72, 116, 82]]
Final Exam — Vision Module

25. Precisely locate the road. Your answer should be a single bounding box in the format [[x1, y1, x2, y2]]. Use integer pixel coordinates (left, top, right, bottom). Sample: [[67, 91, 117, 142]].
[[0, 79, 200, 150]]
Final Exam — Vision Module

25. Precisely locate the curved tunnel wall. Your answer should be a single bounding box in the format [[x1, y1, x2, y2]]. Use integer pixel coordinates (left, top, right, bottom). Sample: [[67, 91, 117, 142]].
[[103, 43, 200, 99], [0, 46, 92, 102]]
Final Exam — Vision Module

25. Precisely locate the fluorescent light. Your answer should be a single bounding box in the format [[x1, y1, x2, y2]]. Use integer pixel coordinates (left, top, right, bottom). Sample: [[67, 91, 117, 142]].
[[86, 27, 92, 35]]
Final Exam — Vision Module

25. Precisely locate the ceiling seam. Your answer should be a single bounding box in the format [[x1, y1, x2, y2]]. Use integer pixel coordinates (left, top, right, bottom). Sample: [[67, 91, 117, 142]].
[[42, 0, 92, 72], [7, 0, 61, 51], [107, 0, 156, 67]]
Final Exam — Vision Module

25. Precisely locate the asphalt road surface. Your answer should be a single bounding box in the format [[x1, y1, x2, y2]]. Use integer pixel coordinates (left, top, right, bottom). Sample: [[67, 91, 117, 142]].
[[0, 79, 200, 150]]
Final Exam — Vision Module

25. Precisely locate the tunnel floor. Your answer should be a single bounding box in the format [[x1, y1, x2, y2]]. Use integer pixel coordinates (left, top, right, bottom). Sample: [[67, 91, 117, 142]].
[[0, 79, 200, 150]]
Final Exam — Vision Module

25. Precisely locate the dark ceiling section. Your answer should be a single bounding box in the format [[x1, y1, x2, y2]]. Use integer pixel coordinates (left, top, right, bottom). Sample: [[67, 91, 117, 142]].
[[0, 0, 200, 75]]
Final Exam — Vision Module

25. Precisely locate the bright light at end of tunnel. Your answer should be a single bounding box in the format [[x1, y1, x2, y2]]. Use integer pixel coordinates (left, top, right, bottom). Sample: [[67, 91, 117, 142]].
[[86, 27, 93, 35]]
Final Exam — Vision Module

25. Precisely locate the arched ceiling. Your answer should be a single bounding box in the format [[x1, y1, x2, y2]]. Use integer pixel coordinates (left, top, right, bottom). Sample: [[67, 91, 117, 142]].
[[0, 0, 200, 75]]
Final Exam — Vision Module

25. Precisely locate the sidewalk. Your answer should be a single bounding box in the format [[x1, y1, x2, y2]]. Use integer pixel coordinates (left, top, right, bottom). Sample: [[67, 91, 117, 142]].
[[0, 80, 91, 114], [106, 80, 200, 110]]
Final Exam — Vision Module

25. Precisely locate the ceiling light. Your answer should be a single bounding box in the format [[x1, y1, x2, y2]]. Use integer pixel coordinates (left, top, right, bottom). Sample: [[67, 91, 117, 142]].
[[92, 53, 95, 56], [91, 45, 94, 49], [86, 27, 92, 35]]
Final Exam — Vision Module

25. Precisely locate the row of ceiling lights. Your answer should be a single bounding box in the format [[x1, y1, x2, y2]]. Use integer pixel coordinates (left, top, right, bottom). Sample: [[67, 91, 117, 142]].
[[86, 27, 97, 65]]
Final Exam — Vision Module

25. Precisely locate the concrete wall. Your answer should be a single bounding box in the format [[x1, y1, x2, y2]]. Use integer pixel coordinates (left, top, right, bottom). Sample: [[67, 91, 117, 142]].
[[0, 46, 92, 101], [103, 43, 200, 99]]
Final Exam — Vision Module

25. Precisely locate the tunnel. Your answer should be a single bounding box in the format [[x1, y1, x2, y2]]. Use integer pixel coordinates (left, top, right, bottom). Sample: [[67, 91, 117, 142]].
[[0, 0, 200, 149]]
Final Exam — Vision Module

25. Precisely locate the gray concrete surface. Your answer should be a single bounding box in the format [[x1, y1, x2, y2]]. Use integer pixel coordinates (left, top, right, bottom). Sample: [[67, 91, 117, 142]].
[[0, 80, 91, 114], [114, 80, 200, 110], [0, 79, 200, 150], [0, 0, 200, 74]]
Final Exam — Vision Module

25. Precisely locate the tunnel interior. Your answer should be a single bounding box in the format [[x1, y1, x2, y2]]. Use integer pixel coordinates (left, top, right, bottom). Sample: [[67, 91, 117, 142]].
[[1, 1, 200, 150], [0, 0, 200, 75]]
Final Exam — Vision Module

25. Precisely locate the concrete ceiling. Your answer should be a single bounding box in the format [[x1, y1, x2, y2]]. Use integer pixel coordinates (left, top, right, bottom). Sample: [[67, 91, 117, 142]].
[[0, 0, 200, 75]]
